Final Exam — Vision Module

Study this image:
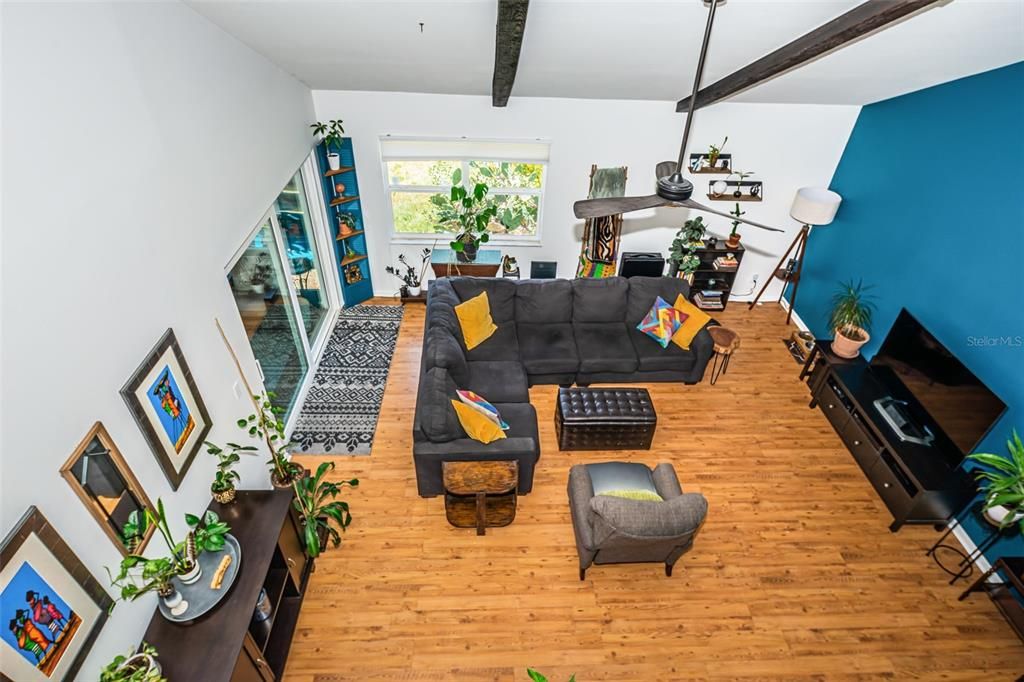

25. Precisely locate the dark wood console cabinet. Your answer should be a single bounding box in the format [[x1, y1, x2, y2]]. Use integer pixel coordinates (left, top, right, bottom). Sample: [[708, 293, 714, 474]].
[[144, 489, 312, 681], [800, 341, 974, 531]]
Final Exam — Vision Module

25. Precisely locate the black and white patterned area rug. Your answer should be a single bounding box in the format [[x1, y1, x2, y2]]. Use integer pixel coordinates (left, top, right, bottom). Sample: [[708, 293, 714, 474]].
[[290, 304, 404, 455]]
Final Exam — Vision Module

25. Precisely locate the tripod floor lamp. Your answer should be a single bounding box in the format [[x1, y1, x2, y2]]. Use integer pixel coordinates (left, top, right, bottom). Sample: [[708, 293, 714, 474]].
[[749, 187, 843, 324]]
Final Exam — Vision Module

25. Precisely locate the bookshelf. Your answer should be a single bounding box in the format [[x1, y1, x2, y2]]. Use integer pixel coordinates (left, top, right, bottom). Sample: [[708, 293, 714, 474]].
[[315, 137, 373, 306], [672, 239, 746, 311]]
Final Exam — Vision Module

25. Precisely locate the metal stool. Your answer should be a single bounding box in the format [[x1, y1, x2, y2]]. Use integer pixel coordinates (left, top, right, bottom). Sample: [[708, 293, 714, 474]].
[[707, 326, 739, 385]]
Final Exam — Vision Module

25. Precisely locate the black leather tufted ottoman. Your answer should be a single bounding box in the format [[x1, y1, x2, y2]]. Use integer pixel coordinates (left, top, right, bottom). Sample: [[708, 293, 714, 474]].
[[555, 387, 657, 451]]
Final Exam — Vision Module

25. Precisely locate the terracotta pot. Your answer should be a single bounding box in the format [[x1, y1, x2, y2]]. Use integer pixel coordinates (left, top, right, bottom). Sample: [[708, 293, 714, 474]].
[[212, 487, 236, 505], [831, 326, 869, 358], [726, 234, 742, 249]]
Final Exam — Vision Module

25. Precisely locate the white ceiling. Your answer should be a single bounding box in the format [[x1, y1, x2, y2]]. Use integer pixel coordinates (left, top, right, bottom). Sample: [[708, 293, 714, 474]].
[[187, 0, 1024, 106]]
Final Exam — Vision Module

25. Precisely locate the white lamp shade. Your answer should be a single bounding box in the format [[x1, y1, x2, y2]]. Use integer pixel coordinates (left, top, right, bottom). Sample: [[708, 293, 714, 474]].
[[790, 187, 842, 226]]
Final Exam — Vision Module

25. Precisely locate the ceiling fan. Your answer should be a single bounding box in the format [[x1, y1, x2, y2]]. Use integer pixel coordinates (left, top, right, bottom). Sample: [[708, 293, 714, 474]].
[[573, 0, 783, 235]]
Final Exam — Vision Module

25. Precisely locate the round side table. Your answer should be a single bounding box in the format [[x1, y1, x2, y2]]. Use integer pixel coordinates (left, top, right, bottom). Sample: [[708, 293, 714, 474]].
[[707, 326, 740, 385]]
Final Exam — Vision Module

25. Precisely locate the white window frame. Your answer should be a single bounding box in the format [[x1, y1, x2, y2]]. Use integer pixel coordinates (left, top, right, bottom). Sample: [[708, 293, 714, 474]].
[[380, 137, 548, 247]]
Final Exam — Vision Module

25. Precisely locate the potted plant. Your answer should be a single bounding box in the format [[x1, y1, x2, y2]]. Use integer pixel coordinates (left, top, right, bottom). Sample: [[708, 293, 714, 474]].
[[706, 136, 727, 170], [337, 212, 357, 238], [829, 279, 876, 358], [204, 441, 252, 504], [292, 461, 359, 558], [121, 509, 148, 554], [100, 642, 165, 682], [528, 670, 576, 682], [967, 430, 1024, 532], [667, 216, 707, 278], [436, 169, 498, 262], [727, 203, 745, 248], [185, 510, 231, 553], [239, 392, 305, 488], [310, 119, 346, 171], [730, 170, 754, 198], [385, 248, 431, 297], [250, 253, 273, 294]]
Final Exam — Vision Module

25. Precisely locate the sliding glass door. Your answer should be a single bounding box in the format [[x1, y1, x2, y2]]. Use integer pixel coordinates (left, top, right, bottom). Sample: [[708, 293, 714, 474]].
[[227, 158, 339, 418]]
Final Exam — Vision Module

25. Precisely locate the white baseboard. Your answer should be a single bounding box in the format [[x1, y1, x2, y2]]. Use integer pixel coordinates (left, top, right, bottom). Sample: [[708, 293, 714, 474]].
[[778, 296, 811, 334]]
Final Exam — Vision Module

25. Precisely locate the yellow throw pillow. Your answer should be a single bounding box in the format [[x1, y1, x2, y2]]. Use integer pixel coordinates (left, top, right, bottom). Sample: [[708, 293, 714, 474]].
[[454, 291, 497, 350], [672, 294, 712, 349], [451, 400, 507, 444], [600, 489, 664, 502]]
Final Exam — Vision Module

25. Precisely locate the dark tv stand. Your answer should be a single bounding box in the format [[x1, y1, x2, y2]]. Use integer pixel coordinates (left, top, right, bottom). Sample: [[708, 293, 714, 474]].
[[800, 341, 974, 532]]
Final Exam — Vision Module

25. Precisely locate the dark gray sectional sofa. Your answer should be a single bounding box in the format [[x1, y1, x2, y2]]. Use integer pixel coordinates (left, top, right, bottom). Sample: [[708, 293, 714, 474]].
[[412, 276, 714, 497]]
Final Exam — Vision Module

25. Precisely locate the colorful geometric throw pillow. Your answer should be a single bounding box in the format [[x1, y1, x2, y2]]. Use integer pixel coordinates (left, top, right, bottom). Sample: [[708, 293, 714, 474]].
[[456, 389, 509, 430], [636, 296, 688, 348]]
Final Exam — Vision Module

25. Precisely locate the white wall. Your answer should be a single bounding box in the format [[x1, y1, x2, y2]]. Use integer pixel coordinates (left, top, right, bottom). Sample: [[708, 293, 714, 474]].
[[312, 90, 859, 302], [1, 1, 313, 676]]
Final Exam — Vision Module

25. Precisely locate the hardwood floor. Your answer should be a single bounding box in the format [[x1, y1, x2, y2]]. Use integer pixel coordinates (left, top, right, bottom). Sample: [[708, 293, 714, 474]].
[[286, 300, 1024, 681]]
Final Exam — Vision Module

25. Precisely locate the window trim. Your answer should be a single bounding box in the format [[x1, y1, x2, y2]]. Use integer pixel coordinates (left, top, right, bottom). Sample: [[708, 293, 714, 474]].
[[380, 144, 548, 247]]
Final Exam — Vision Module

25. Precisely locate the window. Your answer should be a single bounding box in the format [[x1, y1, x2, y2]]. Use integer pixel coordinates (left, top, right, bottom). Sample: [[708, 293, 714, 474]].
[[381, 138, 548, 242]]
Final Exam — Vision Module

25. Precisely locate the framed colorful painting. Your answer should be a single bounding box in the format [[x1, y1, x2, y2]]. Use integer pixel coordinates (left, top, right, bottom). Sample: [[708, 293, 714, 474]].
[[120, 329, 211, 490], [0, 507, 112, 682]]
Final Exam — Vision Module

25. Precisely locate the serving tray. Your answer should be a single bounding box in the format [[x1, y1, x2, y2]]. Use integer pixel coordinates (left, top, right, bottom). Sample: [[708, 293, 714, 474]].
[[158, 533, 242, 623]]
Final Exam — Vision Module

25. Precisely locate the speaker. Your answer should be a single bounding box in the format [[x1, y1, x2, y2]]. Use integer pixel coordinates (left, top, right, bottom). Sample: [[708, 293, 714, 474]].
[[530, 261, 557, 279], [619, 252, 665, 278]]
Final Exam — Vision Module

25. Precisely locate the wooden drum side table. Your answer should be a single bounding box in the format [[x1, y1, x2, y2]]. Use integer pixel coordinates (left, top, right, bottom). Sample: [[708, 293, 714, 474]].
[[442, 460, 518, 535], [707, 326, 740, 385]]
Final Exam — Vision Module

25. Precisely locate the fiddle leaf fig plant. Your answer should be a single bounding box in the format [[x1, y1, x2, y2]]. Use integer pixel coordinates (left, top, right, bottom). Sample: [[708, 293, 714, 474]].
[[967, 430, 1024, 534]]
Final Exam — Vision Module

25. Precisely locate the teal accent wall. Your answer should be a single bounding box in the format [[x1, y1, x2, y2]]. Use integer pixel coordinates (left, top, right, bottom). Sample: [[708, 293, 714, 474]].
[[794, 62, 1024, 559]]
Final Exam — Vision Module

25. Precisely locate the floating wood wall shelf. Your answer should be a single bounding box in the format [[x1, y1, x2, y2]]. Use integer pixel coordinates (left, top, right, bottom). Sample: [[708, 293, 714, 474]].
[[689, 153, 732, 174], [707, 180, 763, 202], [324, 166, 354, 177]]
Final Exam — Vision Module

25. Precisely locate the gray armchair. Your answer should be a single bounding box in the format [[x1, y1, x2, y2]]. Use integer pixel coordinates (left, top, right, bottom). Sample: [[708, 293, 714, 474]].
[[568, 463, 708, 580]]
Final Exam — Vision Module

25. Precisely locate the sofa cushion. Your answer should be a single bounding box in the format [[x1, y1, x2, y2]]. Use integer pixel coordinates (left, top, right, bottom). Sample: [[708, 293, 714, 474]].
[[491, 402, 540, 443], [671, 294, 712, 350], [572, 277, 629, 322], [467, 361, 530, 403], [418, 368, 466, 442], [426, 301, 464, 347], [587, 461, 659, 496], [430, 278, 461, 307], [423, 327, 469, 386], [636, 296, 686, 348], [465, 322, 520, 362], [451, 277, 517, 323], [517, 323, 580, 375], [630, 330, 698, 372], [451, 400, 507, 444], [589, 492, 708, 538], [626, 276, 693, 326], [573, 323, 639, 374], [515, 279, 573, 323]]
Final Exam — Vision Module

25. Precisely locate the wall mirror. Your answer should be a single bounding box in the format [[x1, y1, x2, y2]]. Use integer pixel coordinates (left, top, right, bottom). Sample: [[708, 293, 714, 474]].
[[60, 422, 155, 555]]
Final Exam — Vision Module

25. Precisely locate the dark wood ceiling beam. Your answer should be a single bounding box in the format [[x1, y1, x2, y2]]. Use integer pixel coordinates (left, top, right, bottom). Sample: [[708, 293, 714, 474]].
[[492, 0, 530, 107], [676, 0, 945, 112]]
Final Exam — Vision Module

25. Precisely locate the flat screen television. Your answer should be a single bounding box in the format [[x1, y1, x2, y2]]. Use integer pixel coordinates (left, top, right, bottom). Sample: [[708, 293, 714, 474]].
[[869, 309, 1006, 457]]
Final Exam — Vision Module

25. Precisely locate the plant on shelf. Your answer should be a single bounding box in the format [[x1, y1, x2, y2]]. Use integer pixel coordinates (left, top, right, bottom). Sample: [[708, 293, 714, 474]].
[[292, 461, 359, 558], [100, 641, 166, 682], [706, 136, 728, 170], [731, 169, 755, 198], [828, 279, 876, 359], [668, 216, 707, 278], [727, 202, 745, 248], [185, 510, 231, 553], [240, 391, 305, 488], [204, 441, 252, 504], [385, 248, 431, 297], [336, 212, 357, 238], [966, 430, 1024, 534], [436, 168, 498, 263], [310, 119, 346, 170]]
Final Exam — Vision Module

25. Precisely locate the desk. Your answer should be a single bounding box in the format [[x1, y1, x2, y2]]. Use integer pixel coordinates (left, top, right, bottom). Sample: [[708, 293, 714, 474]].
[[431, 248, 501, 278]]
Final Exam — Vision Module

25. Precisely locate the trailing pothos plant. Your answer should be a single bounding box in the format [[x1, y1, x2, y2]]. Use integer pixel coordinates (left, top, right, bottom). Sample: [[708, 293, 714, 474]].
[[668, 216, 708, 276], [967, 429, 1024, 534], [108, 501, 193, 607], [185, 510, 231, 553], [292, 461, 359, 558], [204, 440, 254, 502], [99, 641, 166, 682]]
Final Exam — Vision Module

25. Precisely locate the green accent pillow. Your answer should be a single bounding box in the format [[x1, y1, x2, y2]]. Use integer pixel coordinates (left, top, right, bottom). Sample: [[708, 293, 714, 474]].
[[599, 489, 664, 502]]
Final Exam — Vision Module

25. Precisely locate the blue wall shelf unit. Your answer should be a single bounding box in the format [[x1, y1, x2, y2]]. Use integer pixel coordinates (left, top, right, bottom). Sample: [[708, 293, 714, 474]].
[[315, 137, 373, 307]]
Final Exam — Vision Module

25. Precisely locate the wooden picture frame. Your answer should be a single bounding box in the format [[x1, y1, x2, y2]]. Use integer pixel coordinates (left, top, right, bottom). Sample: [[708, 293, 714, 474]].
[[120, 328, 211, 490], [0, 507, 113, 682], [59, 422, 157, 556]]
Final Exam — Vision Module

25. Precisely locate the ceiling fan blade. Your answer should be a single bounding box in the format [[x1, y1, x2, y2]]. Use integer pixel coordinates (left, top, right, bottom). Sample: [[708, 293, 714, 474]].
[[573, 194, 668, 220], [655, 161, 677, 180], [677, 198, 785, 233]]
